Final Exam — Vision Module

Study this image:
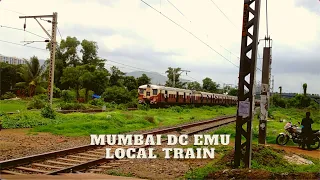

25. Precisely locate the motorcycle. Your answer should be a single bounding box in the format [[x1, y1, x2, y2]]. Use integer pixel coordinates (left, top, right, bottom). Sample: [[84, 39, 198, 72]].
[[276, 122, 320, 150]]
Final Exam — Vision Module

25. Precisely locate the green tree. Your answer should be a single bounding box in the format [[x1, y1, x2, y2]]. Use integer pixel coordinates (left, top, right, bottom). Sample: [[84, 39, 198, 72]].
[[16, 56, 46, 97], [59, 36, 81, 67], [102, 86, 131, 104], [187, 81, 201, 90], [165, 67, 186, 88], [80, 39, 105, 67], [0, 62, 22, 95], [202, 77, 219, 93], [303, 83, 307, 96], [124, 76, 138, 91], [228, 88, 238, 96], [137, 74, 151, 86], [60, 66, 85, 99], [109, 66, 125, 86]]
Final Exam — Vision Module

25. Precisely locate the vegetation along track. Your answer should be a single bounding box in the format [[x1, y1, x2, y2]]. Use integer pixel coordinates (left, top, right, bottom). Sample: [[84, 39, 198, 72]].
[[0, 115, 236, 175]]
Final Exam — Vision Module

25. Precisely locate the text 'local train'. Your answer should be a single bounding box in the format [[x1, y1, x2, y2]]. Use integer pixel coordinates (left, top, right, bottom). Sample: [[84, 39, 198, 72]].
[[138, 84, 260, 107]]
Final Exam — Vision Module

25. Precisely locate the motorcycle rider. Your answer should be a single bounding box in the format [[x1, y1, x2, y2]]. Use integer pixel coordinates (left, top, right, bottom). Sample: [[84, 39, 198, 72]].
[[301, 112, 314, 150]]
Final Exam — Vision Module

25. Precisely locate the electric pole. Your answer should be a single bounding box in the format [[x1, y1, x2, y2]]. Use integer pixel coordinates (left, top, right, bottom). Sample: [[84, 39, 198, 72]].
[[258, 36, 272, 144], [19, 12, 58, 106], [172, 68, 190, 88], [234, 0, 261, 168]]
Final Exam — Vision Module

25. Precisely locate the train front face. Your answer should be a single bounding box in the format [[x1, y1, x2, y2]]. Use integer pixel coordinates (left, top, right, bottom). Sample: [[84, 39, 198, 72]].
[[138, 84, 160, 105]]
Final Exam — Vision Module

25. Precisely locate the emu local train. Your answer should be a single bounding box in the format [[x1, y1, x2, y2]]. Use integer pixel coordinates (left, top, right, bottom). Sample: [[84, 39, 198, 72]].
[[138, 84, 260, 107]]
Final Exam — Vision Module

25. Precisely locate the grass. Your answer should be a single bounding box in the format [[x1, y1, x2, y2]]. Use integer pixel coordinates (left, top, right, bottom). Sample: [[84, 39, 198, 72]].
[[0, 100, 28, 112], [0, 103, 236, 136], [184, 145, 320, 179]]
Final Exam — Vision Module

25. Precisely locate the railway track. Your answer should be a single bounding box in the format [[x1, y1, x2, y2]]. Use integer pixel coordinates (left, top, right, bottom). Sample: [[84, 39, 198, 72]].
[[0, 115, 236, 175]]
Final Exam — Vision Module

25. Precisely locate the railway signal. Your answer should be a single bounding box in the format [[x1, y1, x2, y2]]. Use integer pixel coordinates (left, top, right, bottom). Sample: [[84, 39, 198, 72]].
[[19, 12, 58, 106], [234, 0, 261, 168]]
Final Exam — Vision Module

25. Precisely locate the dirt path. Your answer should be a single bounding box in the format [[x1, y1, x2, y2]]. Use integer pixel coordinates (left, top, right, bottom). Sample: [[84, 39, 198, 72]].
[[269, 144, 320, 159], [0, 129, 89, 161]]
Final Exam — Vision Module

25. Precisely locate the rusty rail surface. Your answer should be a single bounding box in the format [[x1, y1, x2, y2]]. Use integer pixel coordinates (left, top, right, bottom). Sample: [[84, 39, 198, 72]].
[[0, 115, 236, 175]]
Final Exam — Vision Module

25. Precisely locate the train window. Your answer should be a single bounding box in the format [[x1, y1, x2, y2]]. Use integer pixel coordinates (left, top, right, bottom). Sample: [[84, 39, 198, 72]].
[[153, 89, 158, 95], [147, 92, 150, 96], [139, 89, 144, 94]]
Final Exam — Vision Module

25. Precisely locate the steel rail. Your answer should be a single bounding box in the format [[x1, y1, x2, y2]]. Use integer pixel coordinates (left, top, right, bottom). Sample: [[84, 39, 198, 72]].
[[0, 115, 236, 175]]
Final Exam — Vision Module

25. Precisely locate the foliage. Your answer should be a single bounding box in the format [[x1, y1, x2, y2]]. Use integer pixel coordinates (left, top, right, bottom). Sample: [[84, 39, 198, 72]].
[[136, 73, 151, 86], [1, 111, 57, 128], [16, 56, 46, 97], [109, 66, 125, 87], [187, 81, 202, 91], [61, 90, 76, 103], [271, 94, 287, 108], [53, 86, 61, 98], [0, 92, 16, 100], [27, 95, 46, 109], [202, 77, 220, 93], [123, 76, 138, 91], [41, 104, 56, 119], [137, 103, 150, 111], [228, 87, 238, 96], [165, 67, 186, 88], [102, 86, 132, 104], [0, 62, 22, 96], [89, 98, 105, 106]]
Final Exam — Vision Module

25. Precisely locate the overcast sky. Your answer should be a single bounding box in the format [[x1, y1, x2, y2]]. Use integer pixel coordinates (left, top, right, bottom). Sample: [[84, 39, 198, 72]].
[[0, 0, 319, 94]]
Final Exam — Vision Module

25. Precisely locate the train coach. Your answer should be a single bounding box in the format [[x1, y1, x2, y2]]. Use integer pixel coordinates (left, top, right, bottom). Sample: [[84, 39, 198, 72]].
[[138, 84, 260, 107]]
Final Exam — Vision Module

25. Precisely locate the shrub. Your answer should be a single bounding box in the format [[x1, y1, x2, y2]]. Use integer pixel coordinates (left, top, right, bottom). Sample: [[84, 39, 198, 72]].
[[53, 86, 61, 98], [101, 86, 132, 104], [27, 95, 46, 109], [125, 101, 138, 108], [61, 90, 76, 103], [89, 98, 105, 106], [0, 92, 16, 100], [41, 104, 56, 119], [138, 103, 150, 111]]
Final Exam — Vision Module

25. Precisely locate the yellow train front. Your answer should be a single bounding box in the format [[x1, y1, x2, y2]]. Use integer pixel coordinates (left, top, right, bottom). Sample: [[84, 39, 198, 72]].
[[138, 84, 254, 107]]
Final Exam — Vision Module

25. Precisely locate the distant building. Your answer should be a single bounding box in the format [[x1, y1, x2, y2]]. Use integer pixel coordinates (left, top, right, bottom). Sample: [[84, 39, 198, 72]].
[[0, 54, 26, 65]]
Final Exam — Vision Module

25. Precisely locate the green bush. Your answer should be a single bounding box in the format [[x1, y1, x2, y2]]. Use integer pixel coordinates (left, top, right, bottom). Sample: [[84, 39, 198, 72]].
[[89, 99, 105, 106], [0, 92, 16, 100], [61, 90, 76, 103], [58, 102, 87, 110], [170, 106, 184, 113], [138, 103, 150, 111], [271, 94, 287, 108], [27, 95, 46, 109], [53, 86, 61, 98], [101, 86, 132, 104], [41, 104, 56, 119]]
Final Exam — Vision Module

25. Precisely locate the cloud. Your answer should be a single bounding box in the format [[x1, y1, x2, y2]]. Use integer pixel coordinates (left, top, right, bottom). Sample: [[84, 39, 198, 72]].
[[0, 0, 319, 94]]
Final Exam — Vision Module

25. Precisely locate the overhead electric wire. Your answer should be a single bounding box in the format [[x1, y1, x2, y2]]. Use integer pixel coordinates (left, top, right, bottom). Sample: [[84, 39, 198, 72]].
[[140, 0, 239, 69], [166, 0, 191, 23], [0, 39, 48, 51], [0, 25, 48, 39], [57, 26, 63, 40], [209, 0, 237, 28]]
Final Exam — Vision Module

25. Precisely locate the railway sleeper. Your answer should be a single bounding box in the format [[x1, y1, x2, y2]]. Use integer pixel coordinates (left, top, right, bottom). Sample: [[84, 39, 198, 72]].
[[32, 163, 63, 169], [15, 166, 50, 173]]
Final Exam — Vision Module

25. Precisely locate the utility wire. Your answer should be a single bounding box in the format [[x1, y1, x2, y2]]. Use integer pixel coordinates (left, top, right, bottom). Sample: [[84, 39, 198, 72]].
[[166, 0, 191, 23], [57, 26, 63, 40], [0, 25, 48, 39], [0, 39, 48, 51], [140, 0, 239, 69], [209, 0, 237, 28]]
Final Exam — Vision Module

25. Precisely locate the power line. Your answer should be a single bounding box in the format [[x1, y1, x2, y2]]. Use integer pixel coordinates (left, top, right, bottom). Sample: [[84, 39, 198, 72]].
[[140, 0, 239, 69], [166, 0, 191, 23], [209, 0, 237, 28], [0, 39, 48, 51], [0, 25, 48, 39], [57, 26, 63, 39]]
